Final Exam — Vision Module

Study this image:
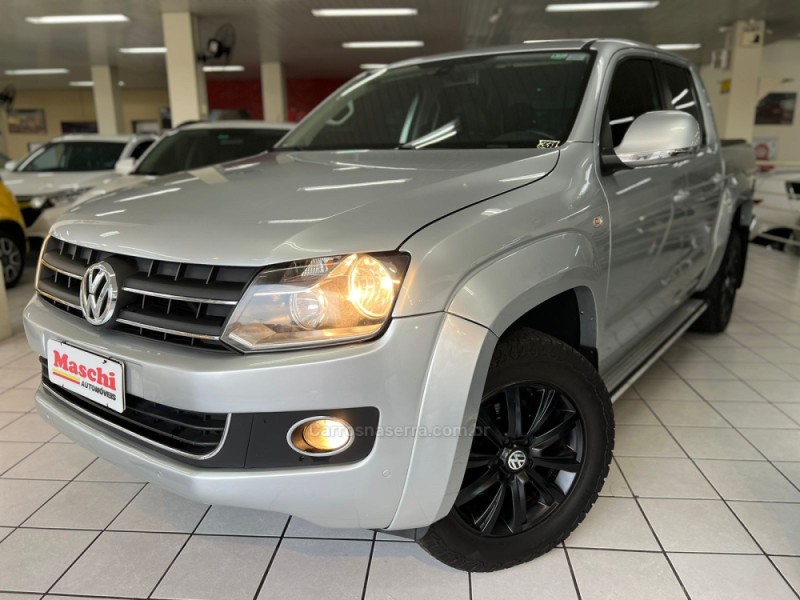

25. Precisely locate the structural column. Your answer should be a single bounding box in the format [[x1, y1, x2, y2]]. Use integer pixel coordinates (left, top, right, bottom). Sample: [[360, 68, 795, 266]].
[[91, 65, 123, 134], [261, 62, 288, 122], [722, 20, 765, 141], [162, 12, 208, 126]]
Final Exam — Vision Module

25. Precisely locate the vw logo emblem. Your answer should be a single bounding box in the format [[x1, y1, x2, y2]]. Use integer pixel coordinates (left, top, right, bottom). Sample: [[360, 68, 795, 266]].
[[80, 262, 118, 326], [506, 449, 527, 472]]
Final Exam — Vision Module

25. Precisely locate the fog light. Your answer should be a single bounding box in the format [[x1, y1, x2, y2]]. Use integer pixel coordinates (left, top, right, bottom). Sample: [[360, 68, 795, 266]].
[[289, 417, 354, 456]]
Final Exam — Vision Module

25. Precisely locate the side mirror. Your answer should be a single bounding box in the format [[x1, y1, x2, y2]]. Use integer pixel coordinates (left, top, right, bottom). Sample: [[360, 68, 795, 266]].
[[614, 111, 701, 168], [4, 160, 17, 171], [114, 157, 135, 176]]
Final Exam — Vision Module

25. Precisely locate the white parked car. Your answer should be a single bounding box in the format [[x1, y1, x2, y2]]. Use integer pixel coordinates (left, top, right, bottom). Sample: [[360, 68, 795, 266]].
[[751, 168, 800, 253], [3, 134, 156, 241], [33, 120, 292, 242]]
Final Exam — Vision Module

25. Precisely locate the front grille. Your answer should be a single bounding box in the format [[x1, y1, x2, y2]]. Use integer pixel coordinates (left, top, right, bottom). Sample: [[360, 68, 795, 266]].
[[37, 237, 259, 350], [42, 363, 228, 457]]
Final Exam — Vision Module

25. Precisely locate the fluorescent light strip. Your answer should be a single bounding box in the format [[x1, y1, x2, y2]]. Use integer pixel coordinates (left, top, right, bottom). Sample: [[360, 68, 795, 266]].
[[343, 41, 424, 49], [360, 63, 389, 70], [26, 14, 129, 24], [203, 65, 245, 72], [312, 8, 417, 17], [6, 68, 69, 75], [657, 43, 702, 50], [119, 47, 166, 54], [546, 1, 658, 12], [69, 81, 126, 87]]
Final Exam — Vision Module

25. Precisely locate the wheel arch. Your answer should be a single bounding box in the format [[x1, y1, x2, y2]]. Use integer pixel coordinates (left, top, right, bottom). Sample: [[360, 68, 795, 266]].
[[447, 232, 601, 367], [0, 219, 26, 251]]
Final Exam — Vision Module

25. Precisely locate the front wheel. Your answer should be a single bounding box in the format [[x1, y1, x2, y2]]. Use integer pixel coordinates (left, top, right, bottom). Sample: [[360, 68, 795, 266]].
[[0, 233, 24, 288], [417, 329, 613, 572]]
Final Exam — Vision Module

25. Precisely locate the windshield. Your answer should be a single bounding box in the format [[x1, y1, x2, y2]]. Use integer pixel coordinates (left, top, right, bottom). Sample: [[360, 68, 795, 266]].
[[134, 128, 287, 176], [277, 51, 593, 151], [19, 141, 126, 172]]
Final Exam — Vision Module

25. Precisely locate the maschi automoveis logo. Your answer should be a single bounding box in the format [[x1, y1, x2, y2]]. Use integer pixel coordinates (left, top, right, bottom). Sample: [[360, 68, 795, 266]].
[[51, 350, 119, 401]]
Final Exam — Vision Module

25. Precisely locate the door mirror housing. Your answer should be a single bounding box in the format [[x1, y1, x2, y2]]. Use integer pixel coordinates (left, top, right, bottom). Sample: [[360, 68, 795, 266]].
[[614, 110, 701, 168], [114, 157, 136, 176], [4, 160, 17, 171]]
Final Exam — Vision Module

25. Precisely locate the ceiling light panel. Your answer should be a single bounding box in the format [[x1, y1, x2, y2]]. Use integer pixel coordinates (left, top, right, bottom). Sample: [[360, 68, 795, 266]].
[[119, 47, 167, 54], [360, 63, 389, 70], [312, 8, 418, 17], [343, 41, 424, 49], [26, 14, 129, 24], [203, 65, 245, 72], [545, 2, 659, 12], [657, 43, 702, 50], [6, 68, 69, 75]]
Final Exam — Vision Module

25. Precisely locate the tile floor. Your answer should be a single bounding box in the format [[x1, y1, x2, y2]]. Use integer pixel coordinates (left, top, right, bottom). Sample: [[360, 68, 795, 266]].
[[0, 245, 799, 600]]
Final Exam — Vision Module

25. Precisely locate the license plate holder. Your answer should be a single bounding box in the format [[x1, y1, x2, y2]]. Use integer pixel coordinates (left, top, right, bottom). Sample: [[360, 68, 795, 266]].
[[46, 340, 125, 414]]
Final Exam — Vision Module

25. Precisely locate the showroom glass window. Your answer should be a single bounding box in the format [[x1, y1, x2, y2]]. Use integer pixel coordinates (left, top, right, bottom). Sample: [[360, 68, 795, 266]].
[[277, 52, 594, 150], [605, 59, 662, 146], [661, 62, 705, 141], [134, 128, 287, 176], [20, 142, 126, 172]]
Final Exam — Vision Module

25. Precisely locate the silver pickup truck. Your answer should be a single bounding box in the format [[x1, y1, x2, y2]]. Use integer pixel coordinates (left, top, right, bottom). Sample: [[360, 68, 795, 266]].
[[24, 39, 755, 572]]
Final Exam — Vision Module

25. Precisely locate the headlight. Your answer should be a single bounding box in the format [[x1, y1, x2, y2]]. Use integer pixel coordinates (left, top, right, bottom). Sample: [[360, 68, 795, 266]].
[[221, 252, 409, 352]]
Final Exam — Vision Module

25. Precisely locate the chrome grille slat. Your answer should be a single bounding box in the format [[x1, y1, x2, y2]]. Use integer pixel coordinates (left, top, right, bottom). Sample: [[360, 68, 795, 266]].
[[36, 237, 258, 351]]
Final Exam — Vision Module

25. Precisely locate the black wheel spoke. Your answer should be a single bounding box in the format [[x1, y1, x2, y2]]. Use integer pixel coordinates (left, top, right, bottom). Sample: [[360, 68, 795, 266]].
[[528, 454, 580, 473], [455, 468, 500, 507], [504, 387, 523, 438], [527, 388, 556, 436], [477, 406, 505, 448], [467, 453, 496, 469], [530, 410, 579, 449], [474, 482, 506, 534], [508, 475, 527, 534], [526, 467, 566, 506]]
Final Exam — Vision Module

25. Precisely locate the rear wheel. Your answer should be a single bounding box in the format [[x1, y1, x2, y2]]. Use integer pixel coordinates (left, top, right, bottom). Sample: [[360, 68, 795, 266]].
[[691, 228, 744, 333], [0, 233, 24, 288], [417, 329, 613, 572]]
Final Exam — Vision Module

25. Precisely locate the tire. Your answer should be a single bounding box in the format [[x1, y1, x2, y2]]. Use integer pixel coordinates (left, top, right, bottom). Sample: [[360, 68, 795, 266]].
[[417, 328, 614, 572], [0, 233, 24, 288], [690, 228, 744, 334]]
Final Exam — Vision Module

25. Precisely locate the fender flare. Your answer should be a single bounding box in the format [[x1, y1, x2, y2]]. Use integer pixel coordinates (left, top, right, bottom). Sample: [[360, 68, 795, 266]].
[[447, 231, 602, 347]]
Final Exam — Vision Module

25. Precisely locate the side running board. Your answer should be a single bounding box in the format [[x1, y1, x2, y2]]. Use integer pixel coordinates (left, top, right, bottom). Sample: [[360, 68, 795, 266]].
[[605, 300, 707, 402]]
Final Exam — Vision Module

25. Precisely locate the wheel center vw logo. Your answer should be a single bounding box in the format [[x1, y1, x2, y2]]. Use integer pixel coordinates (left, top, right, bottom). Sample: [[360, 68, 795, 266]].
[[506, 449, 527, 471], [80, 262, 118, 326]]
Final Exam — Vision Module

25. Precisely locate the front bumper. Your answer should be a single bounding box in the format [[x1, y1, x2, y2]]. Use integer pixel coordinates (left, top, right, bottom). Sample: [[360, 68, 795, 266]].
[[25, 295, 496, 529]]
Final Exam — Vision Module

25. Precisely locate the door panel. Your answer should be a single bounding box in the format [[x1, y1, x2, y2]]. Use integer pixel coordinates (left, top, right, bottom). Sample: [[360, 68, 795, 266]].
[[598, 58, 689, 366]]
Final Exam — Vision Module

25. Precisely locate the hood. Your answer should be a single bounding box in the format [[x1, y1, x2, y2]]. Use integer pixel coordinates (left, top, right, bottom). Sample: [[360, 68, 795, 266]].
[[72, 173, 149, 206], [4, 170, 113, 198], [52, 148, 559, 267]]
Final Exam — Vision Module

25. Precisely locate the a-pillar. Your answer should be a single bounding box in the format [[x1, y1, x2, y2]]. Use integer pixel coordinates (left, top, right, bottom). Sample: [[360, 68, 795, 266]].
[[261, 62, 288, 122], [722, 20, 765, 141], [91, 65, 123, 134], [162, 12, 208, 126]]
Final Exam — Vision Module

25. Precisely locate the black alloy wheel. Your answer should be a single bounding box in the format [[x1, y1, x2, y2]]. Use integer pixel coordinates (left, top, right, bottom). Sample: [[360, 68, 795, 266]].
[[455, 382, 584, 537]]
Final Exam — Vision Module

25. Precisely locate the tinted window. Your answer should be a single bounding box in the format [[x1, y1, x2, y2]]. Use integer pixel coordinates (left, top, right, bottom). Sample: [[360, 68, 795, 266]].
[[20, 142, 127, 172], [130, 140, 154, 160], [278, 52, 593, 151], [134, 128, 284, 176], [606, 59, 662, 146], [661, 63, 704, 137]]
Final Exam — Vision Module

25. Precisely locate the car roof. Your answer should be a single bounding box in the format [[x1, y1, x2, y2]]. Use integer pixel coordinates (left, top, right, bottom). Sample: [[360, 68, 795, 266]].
[[178, 120, 293, 131], [387, 38, 688, 69]]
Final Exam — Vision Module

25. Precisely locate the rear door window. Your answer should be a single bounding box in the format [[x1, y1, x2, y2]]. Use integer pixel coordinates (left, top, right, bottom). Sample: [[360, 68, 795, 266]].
[[660, 62, 705, 141]]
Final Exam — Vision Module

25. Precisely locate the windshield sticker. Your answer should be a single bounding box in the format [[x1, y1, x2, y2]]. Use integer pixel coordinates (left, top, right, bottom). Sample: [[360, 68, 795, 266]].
[[537, 140, 560, 149]]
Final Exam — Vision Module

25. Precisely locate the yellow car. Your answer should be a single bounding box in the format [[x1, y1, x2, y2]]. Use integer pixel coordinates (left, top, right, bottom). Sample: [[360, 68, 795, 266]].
[[0, 178, 26, 287]]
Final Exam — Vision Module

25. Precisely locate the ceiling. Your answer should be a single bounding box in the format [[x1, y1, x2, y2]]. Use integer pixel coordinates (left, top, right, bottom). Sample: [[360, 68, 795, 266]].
[[0, 0, 798, 90]]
